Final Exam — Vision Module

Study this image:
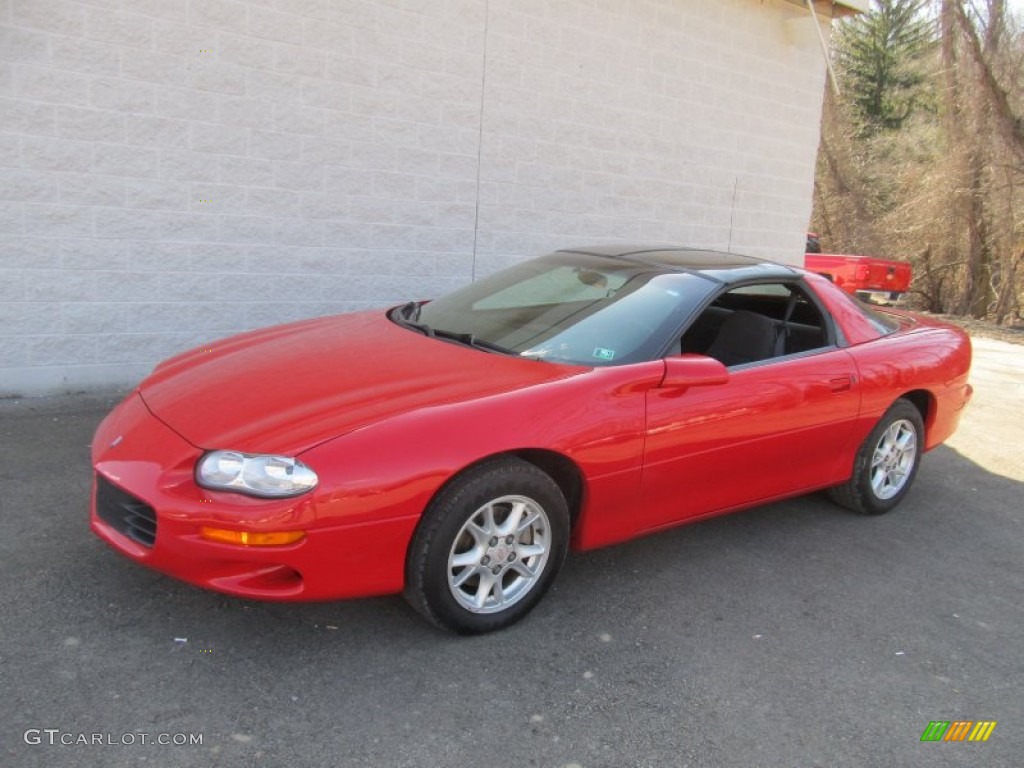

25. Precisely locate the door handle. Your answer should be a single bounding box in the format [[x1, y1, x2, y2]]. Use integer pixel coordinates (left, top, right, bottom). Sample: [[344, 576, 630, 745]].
[[829, 375, 854, 393]]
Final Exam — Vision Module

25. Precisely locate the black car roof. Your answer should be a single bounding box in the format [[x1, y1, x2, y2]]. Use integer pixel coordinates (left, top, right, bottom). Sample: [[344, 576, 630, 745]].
[[556, 245, 800, 285]]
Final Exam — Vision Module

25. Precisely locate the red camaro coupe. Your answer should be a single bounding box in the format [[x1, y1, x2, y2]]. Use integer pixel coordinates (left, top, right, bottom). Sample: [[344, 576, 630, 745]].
[[91, 246, 973, 633]]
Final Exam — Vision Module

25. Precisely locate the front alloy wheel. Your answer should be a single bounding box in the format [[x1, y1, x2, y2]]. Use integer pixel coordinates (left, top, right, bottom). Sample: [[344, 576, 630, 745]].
[[447, 495, 552, 614], [405, 458, 569, 634]]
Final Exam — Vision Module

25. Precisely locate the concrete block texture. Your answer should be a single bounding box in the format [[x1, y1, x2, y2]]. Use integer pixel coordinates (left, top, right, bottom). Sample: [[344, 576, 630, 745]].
[[1, 0, 828, 394]]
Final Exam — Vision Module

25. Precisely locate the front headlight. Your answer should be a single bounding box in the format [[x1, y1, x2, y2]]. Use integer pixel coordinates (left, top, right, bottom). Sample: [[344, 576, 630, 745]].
[[196, 451, 318, 498]]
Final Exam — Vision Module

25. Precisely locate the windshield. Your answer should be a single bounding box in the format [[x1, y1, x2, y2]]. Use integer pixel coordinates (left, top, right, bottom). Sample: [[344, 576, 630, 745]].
[[406, 251, 717, 365]]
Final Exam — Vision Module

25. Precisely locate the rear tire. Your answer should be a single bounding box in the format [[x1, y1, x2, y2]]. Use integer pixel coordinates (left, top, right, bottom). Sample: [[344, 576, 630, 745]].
[[404, 458, 569, 634], [828, 398, 924, 515]]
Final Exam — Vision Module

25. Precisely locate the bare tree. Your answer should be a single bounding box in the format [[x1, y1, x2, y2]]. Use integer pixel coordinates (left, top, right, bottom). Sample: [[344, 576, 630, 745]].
[[943, 0, 1021, 319], [812, 0, 1024, 324]]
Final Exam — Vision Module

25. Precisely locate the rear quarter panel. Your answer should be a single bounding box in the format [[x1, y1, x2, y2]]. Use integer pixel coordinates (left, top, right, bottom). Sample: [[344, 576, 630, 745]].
[[846, 323, 972, 451], [808, 273, 971, 468]]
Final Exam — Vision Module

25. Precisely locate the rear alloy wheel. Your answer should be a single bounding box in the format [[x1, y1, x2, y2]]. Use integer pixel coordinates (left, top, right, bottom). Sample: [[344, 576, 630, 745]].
[[828, 398, 924, 515], [404, 458, 569, 634]]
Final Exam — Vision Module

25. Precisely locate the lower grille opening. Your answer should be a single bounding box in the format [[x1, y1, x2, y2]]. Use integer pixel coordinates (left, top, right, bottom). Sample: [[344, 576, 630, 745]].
[[95, 475, 158, 548]]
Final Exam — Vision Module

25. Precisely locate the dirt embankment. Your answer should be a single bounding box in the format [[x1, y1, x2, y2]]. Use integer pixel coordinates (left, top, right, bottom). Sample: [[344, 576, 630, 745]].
[[920, 313, 1024, 346]]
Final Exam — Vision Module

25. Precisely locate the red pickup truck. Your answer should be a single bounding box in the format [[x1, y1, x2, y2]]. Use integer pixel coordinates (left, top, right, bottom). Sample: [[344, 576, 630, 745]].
[[805, 234, 912, 304]]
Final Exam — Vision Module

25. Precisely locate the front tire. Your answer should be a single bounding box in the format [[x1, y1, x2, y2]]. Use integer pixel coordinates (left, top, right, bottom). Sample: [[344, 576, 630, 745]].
[[828, 398, 924, 515], [404, 458, 569, 634]]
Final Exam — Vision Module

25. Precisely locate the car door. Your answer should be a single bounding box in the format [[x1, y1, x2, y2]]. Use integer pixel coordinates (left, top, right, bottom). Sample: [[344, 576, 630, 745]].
[[637, 285, 862, 532]]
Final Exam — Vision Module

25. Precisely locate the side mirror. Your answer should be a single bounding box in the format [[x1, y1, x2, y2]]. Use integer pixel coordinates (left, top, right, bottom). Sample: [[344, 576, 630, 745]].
[[661, 354, 729, 389]]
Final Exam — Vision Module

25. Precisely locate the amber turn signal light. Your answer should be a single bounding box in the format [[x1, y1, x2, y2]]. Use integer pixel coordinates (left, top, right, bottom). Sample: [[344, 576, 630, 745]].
[[200, 527, 306, 546]]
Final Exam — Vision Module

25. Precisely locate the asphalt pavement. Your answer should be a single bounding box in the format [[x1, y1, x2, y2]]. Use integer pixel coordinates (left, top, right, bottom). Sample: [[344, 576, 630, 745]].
[[0, 337, 1021, 768]]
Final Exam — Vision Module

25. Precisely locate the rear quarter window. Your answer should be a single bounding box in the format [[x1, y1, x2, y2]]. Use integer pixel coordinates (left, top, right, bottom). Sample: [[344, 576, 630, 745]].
[[834, 290, 901, 335]]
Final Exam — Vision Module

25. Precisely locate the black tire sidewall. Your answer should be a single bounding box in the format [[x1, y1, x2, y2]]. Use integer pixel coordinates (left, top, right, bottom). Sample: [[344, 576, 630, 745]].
[[409, 459, 570, 634], [852, 400, 925, 515]]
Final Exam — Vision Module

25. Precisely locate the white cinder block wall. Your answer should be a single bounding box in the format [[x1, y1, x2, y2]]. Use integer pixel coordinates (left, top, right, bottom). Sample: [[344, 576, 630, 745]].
[[0, 0, 830, 396]]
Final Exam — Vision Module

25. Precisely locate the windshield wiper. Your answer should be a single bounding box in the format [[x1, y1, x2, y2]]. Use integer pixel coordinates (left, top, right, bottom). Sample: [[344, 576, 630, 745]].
[[430, 329, 516, 355], [389, 303, 515, 355]]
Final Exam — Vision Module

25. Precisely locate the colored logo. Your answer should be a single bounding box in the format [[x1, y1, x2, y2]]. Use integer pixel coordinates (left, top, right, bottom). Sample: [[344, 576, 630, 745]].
[[920, 720, 997, 742]]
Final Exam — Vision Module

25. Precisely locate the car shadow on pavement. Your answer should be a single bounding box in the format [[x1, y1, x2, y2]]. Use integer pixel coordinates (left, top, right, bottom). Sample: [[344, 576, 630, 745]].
[[3, 397, 1022, 768]]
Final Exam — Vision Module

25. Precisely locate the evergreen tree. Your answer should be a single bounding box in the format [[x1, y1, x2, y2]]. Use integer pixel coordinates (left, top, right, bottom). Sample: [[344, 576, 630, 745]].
[[835, 0, 935, 134]]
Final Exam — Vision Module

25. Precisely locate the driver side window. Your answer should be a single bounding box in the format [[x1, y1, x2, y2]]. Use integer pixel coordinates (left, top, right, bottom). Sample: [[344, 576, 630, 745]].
[[680, 283, 830, 367]]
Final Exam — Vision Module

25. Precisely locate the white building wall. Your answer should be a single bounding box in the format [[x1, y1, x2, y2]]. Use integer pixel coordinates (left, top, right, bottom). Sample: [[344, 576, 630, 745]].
[[0, 0, 830, 396]]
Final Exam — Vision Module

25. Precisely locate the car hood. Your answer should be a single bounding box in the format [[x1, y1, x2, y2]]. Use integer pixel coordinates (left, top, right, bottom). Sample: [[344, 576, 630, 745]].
[[139, 310, 584, 455]]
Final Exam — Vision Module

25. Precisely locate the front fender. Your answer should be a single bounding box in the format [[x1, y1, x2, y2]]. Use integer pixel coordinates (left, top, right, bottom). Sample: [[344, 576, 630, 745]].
[[300, 361, 664, 554]]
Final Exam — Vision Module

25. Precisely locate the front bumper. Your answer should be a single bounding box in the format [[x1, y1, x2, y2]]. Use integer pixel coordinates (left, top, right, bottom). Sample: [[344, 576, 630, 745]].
[[90, 392, 416, 601]]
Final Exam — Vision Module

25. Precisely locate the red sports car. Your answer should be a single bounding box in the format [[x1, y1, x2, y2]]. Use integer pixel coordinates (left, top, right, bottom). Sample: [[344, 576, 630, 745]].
[[90, 246, 973, 633]]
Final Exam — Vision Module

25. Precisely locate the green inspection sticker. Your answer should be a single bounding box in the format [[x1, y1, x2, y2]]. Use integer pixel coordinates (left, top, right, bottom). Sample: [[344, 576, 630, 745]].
[[593, 347, 616, 361]]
